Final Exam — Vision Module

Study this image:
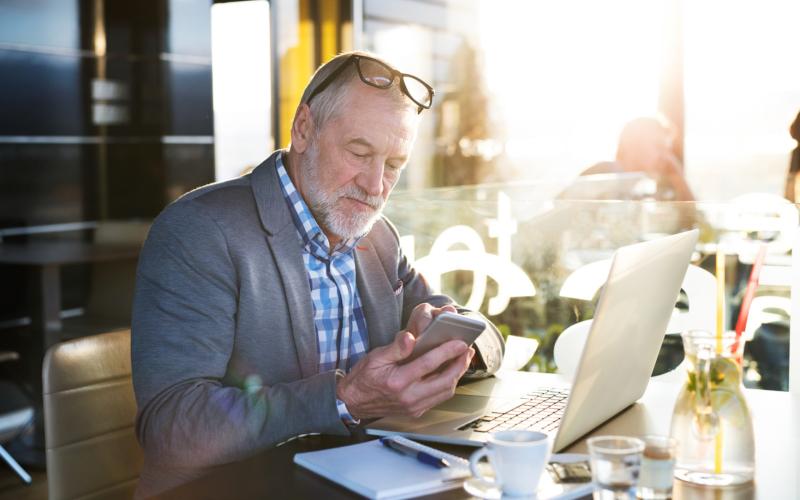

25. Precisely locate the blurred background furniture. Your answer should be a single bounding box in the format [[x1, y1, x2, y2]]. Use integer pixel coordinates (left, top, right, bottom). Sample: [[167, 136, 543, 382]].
[[0, 350, 33, 485], [43, 329, 142, 500], [0, 221, 146, 465], [747, 321, 790, 391], [0, 221, 146, 348], [59, 221, 149, 339]]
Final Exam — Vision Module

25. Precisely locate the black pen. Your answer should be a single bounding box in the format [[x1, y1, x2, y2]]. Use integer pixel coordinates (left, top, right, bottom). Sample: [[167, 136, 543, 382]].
[[380, 437, 451, 468]]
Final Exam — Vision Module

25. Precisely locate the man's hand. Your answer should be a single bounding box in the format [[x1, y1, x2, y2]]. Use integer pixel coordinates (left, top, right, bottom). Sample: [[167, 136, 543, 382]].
[[336, 306, 474, 419], [405, 303, 458, 337]]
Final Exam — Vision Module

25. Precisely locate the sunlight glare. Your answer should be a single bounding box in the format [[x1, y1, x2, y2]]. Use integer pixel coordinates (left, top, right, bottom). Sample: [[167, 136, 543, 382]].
[[684, 0, 800, 199], [478, 0, 666, 180], [211, 1, 272, 181]]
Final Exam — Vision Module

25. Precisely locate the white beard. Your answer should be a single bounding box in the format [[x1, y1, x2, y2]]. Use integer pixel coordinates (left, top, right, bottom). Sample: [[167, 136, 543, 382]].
[[300, 140, 387, 241]]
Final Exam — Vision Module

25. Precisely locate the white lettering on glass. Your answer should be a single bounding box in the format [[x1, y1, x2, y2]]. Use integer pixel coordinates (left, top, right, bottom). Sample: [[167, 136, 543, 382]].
[[402, 192, 536, 315]]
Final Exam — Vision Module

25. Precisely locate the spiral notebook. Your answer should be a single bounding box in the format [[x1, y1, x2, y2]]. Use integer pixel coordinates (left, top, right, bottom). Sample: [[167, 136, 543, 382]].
[[294, 438, 469, 499]]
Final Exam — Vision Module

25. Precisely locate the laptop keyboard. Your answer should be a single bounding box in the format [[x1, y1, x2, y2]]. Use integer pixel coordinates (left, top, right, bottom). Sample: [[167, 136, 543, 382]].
[[460, 388, 569, 434]]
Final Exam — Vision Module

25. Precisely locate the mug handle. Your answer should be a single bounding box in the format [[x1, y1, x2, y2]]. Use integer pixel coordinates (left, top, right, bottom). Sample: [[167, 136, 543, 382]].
[[469, 447, 499, 486]]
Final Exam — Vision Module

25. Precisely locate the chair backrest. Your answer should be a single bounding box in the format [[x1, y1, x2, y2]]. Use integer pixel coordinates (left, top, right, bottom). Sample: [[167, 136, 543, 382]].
[[43, 329, 143, 500]]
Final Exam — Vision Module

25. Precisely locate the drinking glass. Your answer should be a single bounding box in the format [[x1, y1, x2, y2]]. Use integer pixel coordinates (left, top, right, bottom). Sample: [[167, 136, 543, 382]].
[[587, 435, 644, 499], [637, 435, 677, 499]]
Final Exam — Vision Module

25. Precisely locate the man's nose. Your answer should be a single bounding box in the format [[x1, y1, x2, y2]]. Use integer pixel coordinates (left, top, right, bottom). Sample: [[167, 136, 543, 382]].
[[357, 160, 384, 197]]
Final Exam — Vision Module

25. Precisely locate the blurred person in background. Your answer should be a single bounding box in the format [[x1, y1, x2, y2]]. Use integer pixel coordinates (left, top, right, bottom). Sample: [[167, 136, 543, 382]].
[[558, 116, 699, 245], [784, 110, 800, 202], [580, 116, 695, 202]]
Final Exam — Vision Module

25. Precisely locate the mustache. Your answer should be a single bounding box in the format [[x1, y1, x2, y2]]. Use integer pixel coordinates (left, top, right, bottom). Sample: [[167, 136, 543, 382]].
[[338, 184, 384, 211]]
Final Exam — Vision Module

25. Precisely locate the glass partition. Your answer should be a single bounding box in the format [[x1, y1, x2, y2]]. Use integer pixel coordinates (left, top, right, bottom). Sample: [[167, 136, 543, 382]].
[[384, 184, 797, 392]]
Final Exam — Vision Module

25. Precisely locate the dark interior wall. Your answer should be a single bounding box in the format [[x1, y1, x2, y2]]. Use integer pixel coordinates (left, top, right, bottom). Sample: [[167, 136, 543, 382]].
[[0, 0, 84, 229], [0, 0, 214, 228], [0, 0, 215, 320]]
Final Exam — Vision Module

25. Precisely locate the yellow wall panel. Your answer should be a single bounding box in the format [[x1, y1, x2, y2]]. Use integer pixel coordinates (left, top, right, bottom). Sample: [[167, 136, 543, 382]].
[[276, 0, 351, 147], [278, 0, 315, 148]]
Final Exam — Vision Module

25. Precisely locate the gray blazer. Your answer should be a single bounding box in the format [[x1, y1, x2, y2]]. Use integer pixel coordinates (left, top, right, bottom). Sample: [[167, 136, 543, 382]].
[[131, 151, 504, 496]]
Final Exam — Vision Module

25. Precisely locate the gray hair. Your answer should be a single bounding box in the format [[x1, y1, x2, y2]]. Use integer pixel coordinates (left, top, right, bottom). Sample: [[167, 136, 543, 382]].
[[298, 50, 413, 130]]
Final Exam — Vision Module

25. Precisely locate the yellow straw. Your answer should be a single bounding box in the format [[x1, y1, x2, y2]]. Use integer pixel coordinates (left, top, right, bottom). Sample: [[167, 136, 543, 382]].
[[714, 245, 725, 474], [715, 247, 725, 354], [715, 421, 724, 474]]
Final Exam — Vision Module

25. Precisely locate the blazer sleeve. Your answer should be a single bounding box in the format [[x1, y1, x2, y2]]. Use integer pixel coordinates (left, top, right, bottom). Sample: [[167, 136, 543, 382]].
[[131, 200, 348, 470], [384, 219, 505, 377]]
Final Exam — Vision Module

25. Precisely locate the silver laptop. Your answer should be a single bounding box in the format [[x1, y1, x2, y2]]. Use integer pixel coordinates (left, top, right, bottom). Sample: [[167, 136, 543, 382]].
[[366, 229, 698, 451]]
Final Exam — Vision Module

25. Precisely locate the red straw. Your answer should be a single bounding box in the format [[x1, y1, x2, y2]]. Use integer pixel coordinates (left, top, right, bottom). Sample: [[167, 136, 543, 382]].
[[732, 244, 767, 359]]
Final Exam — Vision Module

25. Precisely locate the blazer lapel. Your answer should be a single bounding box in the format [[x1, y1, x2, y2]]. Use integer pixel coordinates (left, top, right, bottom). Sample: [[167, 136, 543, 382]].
[[269, 227, 318, 379], [356, 239, 401, 350], [251, 152, 318, 379], [251, 150, 293, 236]]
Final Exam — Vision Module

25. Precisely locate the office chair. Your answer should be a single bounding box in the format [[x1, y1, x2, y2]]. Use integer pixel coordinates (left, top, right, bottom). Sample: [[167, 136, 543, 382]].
[[43, 329, 143, 500], [0, 351, 33, 484]]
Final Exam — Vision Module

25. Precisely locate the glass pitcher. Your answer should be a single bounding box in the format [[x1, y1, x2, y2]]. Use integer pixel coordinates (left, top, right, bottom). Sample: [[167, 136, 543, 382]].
[[670, 330, 755, 486]]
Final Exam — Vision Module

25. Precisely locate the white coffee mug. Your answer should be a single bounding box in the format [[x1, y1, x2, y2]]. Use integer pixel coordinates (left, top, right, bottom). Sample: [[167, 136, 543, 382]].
[[469, 430, 552, 497]]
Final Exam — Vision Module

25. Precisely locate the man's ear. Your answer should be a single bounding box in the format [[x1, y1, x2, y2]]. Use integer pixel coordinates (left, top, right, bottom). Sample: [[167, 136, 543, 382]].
[[291, 104, 315, 154]]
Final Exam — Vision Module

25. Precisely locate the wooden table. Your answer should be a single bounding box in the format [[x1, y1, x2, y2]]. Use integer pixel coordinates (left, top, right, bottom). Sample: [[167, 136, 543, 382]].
[[158, 372, 799, 499]]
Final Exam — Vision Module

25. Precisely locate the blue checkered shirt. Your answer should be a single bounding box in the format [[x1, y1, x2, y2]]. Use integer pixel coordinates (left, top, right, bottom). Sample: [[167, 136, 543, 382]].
[[276, 156, 369, 423]]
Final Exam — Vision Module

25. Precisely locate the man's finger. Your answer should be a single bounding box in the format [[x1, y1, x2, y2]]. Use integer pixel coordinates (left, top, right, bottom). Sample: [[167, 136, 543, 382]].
[[407, 303, 435, 337], [427, 350, 471, 387], [381, 330, 416, 363], [435, 304, 458, 316], [403, 349, 471, 401], [401, 339, 468, 378], [426, 304, 457, 325], [405, 352, 472, 415]]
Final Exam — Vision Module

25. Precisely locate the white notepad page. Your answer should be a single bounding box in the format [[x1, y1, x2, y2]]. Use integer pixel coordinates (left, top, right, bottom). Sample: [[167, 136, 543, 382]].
[[294, 439, 469, 499]]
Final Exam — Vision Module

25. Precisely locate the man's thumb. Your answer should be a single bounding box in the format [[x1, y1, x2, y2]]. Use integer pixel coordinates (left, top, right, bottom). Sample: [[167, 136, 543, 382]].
[[388, 330, 415, 362]]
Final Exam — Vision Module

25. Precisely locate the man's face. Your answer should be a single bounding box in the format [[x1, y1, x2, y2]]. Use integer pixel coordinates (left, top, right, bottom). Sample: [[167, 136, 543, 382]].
[[299, 84, 419, 243]]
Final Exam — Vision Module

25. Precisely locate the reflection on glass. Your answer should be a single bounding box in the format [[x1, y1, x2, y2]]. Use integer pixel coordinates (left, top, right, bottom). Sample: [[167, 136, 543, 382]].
[[362, 0, 800, 211], [166, 0, 212, 57], [384, 185, 795, 390], [0, 0, 79, 48]]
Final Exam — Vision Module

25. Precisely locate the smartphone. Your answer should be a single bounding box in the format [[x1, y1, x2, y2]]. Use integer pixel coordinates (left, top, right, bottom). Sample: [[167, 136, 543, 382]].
[[405, 312, 486, 363]]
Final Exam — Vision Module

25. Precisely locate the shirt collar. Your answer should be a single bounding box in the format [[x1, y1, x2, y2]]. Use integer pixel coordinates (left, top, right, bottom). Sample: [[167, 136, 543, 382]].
[[276, 154, 360, 256]]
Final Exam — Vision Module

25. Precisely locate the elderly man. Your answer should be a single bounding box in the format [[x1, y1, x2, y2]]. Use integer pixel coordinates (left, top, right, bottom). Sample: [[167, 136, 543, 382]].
[[131, 51, 504, 496]]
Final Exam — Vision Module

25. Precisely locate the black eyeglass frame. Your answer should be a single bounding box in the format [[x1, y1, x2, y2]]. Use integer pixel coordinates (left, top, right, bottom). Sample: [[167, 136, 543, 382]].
[[303, 55, 434, 114]]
